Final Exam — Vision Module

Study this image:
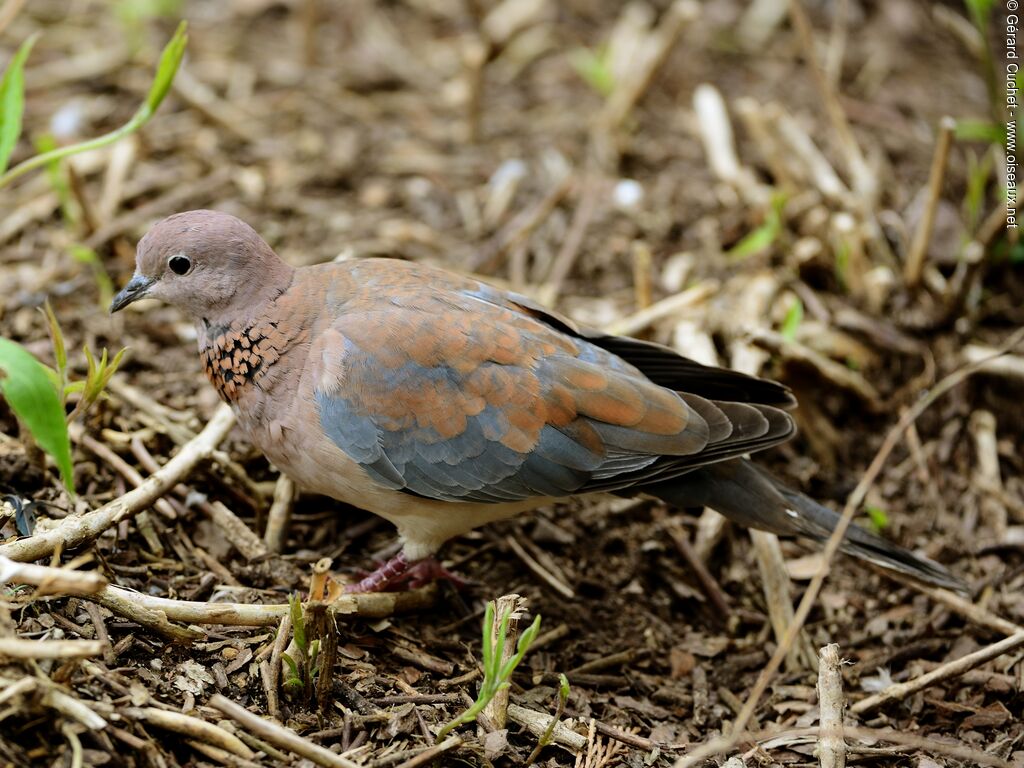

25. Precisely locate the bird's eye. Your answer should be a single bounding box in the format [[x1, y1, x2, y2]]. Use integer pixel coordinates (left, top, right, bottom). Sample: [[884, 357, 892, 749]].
[[168, 255, 192, 275]]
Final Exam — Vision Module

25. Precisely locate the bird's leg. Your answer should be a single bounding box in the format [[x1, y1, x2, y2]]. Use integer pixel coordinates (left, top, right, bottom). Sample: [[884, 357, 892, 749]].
[[404, 558, 469, 590], [344, 552, 470, 593], [344, 552, 412, 593]]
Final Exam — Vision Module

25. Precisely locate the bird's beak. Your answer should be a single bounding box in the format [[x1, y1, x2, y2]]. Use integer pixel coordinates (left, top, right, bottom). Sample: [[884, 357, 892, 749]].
[[109, 274, 155, 313]]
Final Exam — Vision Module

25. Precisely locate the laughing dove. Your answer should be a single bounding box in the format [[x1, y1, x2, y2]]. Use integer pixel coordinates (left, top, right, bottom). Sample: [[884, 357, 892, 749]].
[[111, 210, 961, 593]]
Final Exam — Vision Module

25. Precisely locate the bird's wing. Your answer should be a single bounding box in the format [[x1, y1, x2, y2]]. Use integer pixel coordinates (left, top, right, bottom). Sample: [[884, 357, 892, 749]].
[[486, 288, 797, 407], [310, 264, 793, 503]]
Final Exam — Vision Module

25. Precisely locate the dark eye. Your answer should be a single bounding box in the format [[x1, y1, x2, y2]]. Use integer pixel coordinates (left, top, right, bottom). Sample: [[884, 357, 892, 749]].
[[168, 255, 192, 275]]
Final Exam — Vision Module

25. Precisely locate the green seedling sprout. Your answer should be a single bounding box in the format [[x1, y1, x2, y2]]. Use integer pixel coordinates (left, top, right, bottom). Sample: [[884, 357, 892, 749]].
[[963, 149, 993, 235], [0, 34, 37, 175], [727, 192, 787, 260], [43, 301, 127, 425], [778, 296, 803, 342], [524, 673, 570, 766], [281, 594, 321, 701], [865, 505, 889, 533], [0, 21, 187, 188], [569, 46, 615, 98], [0, 303, 127, 496], [435, 601, 542, 743]]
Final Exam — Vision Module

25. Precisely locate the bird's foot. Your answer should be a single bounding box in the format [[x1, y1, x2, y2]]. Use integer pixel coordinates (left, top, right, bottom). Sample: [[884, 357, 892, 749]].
[[344, 552, 468, 593], [403, 558, 469, 591]]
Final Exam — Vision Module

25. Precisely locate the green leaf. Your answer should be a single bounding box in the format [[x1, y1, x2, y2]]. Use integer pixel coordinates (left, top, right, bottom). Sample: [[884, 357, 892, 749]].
[[568, 46, 615, 98], [0, 34, 38, 175], [0, 338, 75, 494], [779, 297, 803, 342], [964, 0, 995, 32], [728, 193, 786, 260], [954, 119, 1004, 144], [289, 593, 306, 652], [142, 20, 188, 118], [0, 23, 187, 189], [558, 674, 570, 702], [42, 301, 67, 392], [865, 505, 889, 532]]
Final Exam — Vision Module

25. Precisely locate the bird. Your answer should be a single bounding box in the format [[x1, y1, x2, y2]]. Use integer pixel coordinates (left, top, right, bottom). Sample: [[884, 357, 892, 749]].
[[110, 210, 962, 594]]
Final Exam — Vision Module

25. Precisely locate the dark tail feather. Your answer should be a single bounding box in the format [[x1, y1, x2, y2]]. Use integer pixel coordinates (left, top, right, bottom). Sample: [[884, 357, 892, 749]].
[[645, 459, 966, 593]]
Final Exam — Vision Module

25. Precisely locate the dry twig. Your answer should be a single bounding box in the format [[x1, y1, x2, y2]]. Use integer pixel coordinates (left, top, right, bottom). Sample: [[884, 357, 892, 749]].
[[0, 405, 237, 563]]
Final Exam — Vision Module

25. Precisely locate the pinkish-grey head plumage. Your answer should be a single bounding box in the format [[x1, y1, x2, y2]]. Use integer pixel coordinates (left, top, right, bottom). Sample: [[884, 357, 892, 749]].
[[110, 209, 293, 323]]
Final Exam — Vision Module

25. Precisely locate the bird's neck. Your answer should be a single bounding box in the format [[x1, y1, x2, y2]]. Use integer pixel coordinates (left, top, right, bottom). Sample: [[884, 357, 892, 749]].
[[197, 285, 309, 405]]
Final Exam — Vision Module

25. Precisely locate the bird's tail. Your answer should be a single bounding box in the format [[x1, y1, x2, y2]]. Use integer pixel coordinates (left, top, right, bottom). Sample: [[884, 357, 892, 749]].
[[645, 459, 965, 593]]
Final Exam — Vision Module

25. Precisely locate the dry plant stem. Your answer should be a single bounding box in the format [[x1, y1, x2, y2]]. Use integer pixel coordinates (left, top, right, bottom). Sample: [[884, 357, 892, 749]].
[[264, 474, 298, 553], [915, 582, 1024, 635], [94, 585, 205, 643], [738, 0, 789, 48], [0, 404, 237, 563], [604, 281, 718, 337], [267, 611, 292, 721], [0, 638, 103, 660], [188, 741, 264, 768], [760, 726, 1013, 768], [851, 631, 1024, 715], [903, 117, 956, 288], [505, 535, 574, 598], [210, 693, 362, 768], [393, 735, 462, 768], [787, 0, 872, 202], [970, 410, 1006, 534], [541, 177, 603, 304], [73, 425, 178, 526], [482, 593, 525, 730], [817, 644, 846, 768], [663, 519, 730, 619], [172, 69, 259, 144], [508, 703, 587, 751], [97, 138, 137, 223], [474, 174, 572, 272], [0, 555, 106, 595], [203, 500, 268, 562], [462, 38, 488, 143], [93, 583, 436, 627], [598, 0, 699, 132], [674, 329, 1024, 768], [750, 329, 882, 407], [963, 344, 1024, 380], [43, 688, 107, 729], [0, 0, 26, 34], [108, 378, 201, 441], [693, 84, 766, 204], [750, 530, 816, 671], [127, 707, 255, 759]]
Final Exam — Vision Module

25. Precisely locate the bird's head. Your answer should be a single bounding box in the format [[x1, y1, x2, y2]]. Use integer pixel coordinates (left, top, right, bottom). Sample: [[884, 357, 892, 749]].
[[110, 209, 293, 322]]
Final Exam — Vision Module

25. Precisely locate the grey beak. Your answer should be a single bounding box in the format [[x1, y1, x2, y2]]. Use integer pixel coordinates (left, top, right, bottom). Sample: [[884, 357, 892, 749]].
[[109, 274, 155, 313]]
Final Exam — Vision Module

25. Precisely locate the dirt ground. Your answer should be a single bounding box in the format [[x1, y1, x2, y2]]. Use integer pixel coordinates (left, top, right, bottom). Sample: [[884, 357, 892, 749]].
[[1, 0, 1023, 766]]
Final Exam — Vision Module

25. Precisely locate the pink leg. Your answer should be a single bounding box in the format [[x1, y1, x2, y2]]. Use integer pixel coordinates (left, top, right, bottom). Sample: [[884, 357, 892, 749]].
[[344, 552, 412, 593], [344, 553, 470, 593]]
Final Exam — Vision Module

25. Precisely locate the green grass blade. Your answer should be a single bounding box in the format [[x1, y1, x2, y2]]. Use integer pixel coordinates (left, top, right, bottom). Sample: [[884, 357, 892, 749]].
[[779, 297, 803, 341], [0, 23, 187, 189], [0, 34, 38, 175], [143, 20, 188, 118], [0, 338, 75, 494]]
